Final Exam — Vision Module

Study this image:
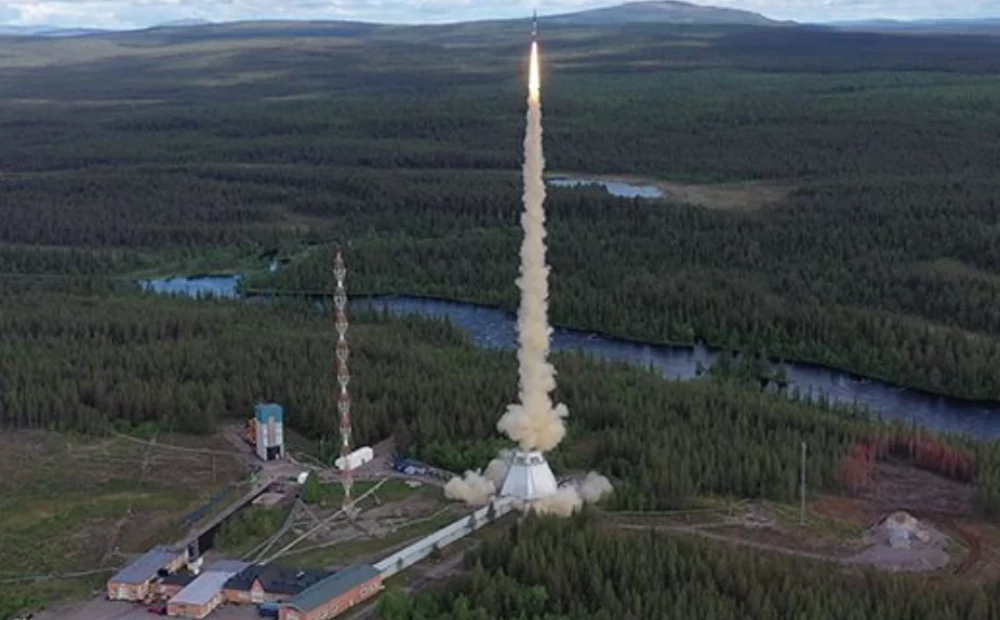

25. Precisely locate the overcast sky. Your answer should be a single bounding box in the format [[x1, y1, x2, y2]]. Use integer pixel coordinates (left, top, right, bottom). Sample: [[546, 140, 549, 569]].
[[0, 0, 997, 30]]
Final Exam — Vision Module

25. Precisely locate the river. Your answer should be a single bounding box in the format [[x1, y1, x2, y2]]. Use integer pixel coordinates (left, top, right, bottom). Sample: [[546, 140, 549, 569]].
[[139, 275, 1000, 440]]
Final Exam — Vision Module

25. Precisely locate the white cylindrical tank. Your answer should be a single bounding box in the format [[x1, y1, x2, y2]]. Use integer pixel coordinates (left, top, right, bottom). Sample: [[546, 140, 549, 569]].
[[335, 446, 374, 471]]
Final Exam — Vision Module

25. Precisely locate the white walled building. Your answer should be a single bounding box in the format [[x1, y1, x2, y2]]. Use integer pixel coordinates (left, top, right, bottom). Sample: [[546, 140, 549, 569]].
[[335, 446, 374, 471], [253, 403, 285, 461]]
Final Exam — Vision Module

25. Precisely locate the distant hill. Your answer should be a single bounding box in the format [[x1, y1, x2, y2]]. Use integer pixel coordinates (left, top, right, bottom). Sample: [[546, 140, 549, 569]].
[[155, 19, 214, 28], [548, 1, 789, 26], [829, 18, 1000, 36], [0, 1, 790, 39], [0, 25, 109, 37]]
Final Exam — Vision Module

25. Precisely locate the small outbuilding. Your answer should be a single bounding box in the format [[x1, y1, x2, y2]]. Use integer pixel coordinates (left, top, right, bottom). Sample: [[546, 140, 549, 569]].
[[223, 564, 333, 604], [335, 446, 374, 472], [167, 560, 248, 618], [278, 565, 383, 620], [106, 546, 186, 601]]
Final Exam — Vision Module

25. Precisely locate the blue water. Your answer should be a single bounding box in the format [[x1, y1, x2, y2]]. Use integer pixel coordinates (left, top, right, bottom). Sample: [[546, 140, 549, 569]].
[[548, 177, 664, 199], [140, 275, 1000, 440], [140, 275, 243, 298]]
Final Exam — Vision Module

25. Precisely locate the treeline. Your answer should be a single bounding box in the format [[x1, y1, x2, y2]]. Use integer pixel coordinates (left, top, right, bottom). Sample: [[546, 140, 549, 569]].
[[1, 288, 874, 510], [379, 514, 1000, 620], [5, 288, 999, 511]]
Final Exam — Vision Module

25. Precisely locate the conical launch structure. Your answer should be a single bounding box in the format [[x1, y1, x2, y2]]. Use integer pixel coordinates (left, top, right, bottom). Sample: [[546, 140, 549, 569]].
[[499, 450, 558, 500]]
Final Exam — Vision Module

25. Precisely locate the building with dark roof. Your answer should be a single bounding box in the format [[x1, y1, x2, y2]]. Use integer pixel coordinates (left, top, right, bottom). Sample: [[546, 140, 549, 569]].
[[157, 572, 198, 599], [223, 564, 333, 604], [106, 546, 186, 602], [278, 565, 382, 620]]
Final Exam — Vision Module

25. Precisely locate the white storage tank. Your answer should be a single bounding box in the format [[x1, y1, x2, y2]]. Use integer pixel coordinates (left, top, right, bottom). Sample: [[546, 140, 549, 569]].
[[336, 446, 374, 471]]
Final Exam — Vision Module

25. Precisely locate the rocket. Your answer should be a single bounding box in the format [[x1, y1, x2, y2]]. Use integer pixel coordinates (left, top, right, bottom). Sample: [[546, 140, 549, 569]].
[[531, 10, 538, 40]]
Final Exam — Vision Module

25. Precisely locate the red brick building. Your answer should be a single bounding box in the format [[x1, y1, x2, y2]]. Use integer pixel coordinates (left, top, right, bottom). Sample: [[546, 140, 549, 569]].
[[106, 546, 186, 602], [278, 565, 383, 620]]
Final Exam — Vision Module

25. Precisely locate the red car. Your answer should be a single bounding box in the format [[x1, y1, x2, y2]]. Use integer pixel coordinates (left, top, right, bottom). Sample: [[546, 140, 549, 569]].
[[146, 605, 166, 616]]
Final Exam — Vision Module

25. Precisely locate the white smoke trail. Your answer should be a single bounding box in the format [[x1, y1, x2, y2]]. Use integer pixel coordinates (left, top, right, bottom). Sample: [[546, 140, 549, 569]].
[[447, 42, 615, 513], [496, 40, 569, 454]]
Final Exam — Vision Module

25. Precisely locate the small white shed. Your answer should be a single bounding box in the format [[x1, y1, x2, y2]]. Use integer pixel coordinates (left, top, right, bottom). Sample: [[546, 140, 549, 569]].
[[336, 446, 374, 471]]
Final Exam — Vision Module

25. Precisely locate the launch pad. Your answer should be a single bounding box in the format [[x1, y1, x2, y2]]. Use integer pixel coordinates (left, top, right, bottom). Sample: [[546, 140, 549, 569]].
[[499, 450, 558, 501]]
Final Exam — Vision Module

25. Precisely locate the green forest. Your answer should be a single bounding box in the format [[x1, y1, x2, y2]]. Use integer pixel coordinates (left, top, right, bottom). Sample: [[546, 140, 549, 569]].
[[3, 22, 1000, 399], [2, 286, 999, 514], [378, 514, 1000, 620]]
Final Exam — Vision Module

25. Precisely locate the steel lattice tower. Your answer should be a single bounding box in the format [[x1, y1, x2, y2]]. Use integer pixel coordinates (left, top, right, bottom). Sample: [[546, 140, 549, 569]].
[[334, 250, 353, 511]]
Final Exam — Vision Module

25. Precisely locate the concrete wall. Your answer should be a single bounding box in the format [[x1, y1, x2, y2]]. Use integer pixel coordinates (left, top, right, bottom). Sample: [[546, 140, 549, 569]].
[[158, 583, 188, 599], [168, 591, 227, 619], [106, 581, 148, 602], [167, 600, 211, 619], [224, 583, 290, 605], [373, 497, 516, 579]]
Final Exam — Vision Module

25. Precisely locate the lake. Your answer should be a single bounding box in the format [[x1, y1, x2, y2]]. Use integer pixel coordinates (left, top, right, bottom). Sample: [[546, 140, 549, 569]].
[[548, 177, 664, 199]]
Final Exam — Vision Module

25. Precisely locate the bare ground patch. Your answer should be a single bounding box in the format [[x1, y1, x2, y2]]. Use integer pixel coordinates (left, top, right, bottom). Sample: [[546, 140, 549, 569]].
[[550, 172, 794, 211], [653, 179, 793, 211]]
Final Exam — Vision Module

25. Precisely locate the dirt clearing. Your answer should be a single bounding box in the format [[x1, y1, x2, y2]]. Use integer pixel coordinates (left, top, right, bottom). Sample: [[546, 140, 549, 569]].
[[549, 171, 793, 211]]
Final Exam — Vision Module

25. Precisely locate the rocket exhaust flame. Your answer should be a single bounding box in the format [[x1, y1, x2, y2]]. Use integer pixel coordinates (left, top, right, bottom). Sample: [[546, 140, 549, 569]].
[[529, 41, 541, 103]]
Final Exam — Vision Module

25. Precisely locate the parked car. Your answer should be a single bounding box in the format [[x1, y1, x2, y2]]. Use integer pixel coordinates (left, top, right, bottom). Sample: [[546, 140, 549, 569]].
[[147, 604, 167, 615]]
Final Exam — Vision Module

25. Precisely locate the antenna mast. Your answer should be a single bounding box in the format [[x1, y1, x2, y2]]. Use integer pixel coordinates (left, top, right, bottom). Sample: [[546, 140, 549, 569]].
[[334, 250, 354, 512]]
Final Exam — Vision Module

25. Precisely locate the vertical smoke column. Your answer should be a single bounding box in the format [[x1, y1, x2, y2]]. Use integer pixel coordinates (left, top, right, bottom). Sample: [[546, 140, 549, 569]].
[[497, 39, 569, 453], [334, 251, 354, 511]]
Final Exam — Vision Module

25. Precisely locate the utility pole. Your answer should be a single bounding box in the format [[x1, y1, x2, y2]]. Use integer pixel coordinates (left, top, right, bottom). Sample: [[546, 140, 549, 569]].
[[334, 251, 354, 514], [799, 441, 807, 526]]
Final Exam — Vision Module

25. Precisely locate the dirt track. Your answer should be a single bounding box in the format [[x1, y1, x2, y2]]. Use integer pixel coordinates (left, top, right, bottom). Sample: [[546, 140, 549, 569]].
[[617, 522, 845, 560]]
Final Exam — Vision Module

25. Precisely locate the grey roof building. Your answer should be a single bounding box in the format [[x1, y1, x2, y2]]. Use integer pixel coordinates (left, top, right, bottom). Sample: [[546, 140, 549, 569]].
[[169, 561, 250, 608], [109, 546, 182, 585], [282, 565, 381, 613]]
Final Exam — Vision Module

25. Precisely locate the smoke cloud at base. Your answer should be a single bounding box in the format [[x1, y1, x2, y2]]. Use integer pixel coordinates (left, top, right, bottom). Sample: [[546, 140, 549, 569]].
[[578, 471, 614, 504], [524, 472, 615, 517], [484, 451, 512, 488], [444, 470, 496, 506]]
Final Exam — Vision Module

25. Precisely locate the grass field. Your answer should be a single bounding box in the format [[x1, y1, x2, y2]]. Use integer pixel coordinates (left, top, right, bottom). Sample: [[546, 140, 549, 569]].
[[0, 431, 247, 616], [305, 479, 424, 508], [285, 510, 462, 569]]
